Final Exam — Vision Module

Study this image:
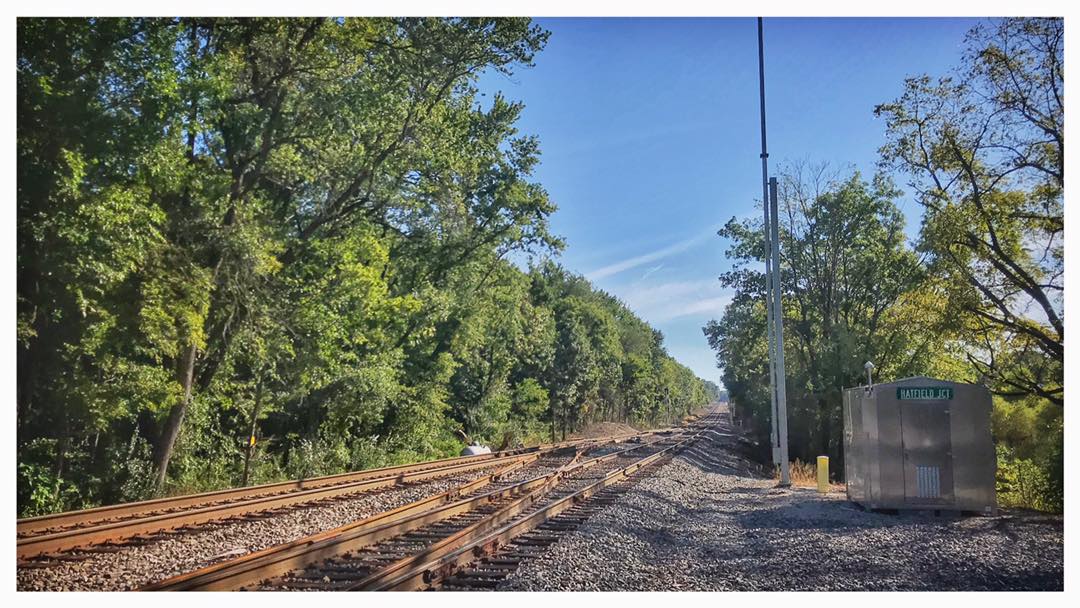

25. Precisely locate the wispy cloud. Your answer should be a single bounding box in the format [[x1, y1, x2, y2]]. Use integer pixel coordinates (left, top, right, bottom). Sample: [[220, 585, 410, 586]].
[[639, 263, 665, 282], [585, 227, 718, 281], [664, 296, 733, 320], [616, 279, 733, 323]]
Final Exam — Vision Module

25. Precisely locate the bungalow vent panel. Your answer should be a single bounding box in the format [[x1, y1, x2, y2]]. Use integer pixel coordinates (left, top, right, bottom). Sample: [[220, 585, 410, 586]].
[[916, 465, 941, 499]]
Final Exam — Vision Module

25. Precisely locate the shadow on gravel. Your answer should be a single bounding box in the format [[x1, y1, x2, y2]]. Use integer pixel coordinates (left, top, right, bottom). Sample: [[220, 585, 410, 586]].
[[630, 488, 702, 519], [899, 548, 1065, 591], [681, 449, 749, 477], [727, 494, 1019, 531], [992, 511, 1065, 530], [681, 433, 765, 477], [598, 491, 1063, 591]]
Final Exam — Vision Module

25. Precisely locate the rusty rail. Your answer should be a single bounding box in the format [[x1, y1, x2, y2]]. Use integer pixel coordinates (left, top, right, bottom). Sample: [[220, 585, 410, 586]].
[[18, 450, 517, 537], [18, 450, 548, 559], [18, 428, 662, 561], [143, 421, 713, 591], [142, 437, 674, 591], [18, 433, 648, 538], [366, 428, 708, 591]]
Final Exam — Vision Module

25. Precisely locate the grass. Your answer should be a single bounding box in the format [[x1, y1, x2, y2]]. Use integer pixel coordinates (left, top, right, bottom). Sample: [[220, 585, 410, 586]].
[[773, 458, 844, 491]]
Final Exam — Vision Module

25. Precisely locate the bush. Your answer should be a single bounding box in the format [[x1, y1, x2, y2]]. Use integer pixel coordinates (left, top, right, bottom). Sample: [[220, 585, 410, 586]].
[[16, 438, 86, 517], [996, 445, 1062, 512], [18, 462, 81, 518], [109, 433, 157, 503], [285, 436, 350, 480], [992, 396, 1063, 512]]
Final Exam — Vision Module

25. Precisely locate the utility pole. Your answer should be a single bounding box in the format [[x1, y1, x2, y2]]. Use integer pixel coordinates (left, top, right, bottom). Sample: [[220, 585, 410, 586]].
[[763, 144, 780, 465], [769, 176, 790, 486], [757, 17, 790, 486]]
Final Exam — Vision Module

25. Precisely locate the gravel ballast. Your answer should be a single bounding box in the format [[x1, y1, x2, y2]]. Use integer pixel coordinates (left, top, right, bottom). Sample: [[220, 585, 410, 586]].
[[17, 467, 509, 591], [501, 420, 1064, 591]]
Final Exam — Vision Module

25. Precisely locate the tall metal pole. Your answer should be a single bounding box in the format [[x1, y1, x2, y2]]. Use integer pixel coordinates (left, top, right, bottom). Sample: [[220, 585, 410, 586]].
[[769, 176, 790, 486], [757, 17, 779, 467], [757, 17, 790, 486], [763, 161, 780, 466], [756, 17, 771, 259]]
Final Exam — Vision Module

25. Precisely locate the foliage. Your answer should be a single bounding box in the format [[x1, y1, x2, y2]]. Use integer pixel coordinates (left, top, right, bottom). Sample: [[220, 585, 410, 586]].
[[706, 166, 949, 466], [16, 17, 713, 516], [875, 17, 1063, 404], [992, 396, 1063, 511]]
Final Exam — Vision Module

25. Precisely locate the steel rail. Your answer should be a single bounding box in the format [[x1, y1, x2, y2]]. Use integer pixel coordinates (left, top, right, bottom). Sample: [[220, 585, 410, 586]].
[[364, 427, 707, 591], [17, 449, 552, 559], [343, 444, 606, 591], [18, 452, 507, 537], [142, 436, 675, 591], [18, 432, 647, 538], [139, 450, 560, 591]]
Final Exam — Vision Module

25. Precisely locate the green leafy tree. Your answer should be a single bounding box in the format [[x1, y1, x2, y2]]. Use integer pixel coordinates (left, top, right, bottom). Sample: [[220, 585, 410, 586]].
[[16, 17, 713, 515], [705, 167, 951, 467], [875, 17, 1063, 404]]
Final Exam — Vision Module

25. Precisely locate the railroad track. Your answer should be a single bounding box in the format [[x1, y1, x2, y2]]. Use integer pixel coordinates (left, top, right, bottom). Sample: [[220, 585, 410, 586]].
[[17, 425, 676, 566], [439, 466, 660, 590], [439, 413, 722, 590], [142, 411, 719, 591], [17, 432, 658, 562]]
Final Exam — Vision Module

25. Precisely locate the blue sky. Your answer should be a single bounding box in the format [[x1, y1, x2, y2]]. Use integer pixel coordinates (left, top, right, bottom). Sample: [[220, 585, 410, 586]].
[[478, 17, 981, 385]]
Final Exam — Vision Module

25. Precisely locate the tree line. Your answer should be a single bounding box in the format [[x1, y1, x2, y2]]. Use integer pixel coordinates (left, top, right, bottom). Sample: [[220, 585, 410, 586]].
[[704, 17, 1062, 511], [16, 17, 717, 516]]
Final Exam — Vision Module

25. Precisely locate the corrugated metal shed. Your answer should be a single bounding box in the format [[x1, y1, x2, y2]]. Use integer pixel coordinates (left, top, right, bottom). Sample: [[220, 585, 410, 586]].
[[843, 377, 997, 513]]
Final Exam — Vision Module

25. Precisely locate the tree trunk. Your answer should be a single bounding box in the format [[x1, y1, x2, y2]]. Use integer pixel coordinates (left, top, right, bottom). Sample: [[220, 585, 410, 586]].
[[153, 343, 197, 489], [550, 405, 555, 443], [151, 25, 204, 492]]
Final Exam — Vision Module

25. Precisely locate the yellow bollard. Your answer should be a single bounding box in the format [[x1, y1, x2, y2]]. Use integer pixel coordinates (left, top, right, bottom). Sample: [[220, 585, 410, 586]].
[[817, 455, 829, 493]]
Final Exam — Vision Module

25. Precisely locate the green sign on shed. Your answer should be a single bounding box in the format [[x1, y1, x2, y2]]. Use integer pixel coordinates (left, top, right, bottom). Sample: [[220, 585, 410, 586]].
[[896, 387, 953, 400]]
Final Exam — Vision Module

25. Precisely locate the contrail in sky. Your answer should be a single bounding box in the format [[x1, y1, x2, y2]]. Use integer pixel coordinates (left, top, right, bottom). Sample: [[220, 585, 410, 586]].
[[585, 227, 717, 281]]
